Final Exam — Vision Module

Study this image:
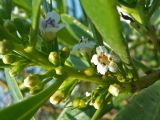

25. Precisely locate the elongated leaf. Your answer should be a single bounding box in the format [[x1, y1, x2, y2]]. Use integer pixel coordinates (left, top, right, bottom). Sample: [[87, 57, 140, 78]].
[[57, 105, 96, 120], [115, 80, 160, 120], [30, 0, 42, 44], [5, 68, 23, 102], [58, 28, 78, 47], [13, 0, 32, 12], [81, 0, 130, 64], [0, 79, 63, 120], [61, 14, 93, 41]]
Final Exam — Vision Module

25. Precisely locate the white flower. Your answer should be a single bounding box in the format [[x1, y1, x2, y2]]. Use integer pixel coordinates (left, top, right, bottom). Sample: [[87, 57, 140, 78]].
[[108, 84, 120, 96], [39, 11, 64, 40], [91, 46, 120, 75], [72, 36, 96, 54]]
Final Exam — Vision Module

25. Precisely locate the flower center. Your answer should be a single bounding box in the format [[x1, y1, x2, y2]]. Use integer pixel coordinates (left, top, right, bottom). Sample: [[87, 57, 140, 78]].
[[98, 53, 109, 65], [45, 17, 56, 28]]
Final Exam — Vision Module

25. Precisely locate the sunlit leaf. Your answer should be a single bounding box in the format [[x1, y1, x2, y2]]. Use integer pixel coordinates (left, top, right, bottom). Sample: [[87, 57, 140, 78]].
[[81, 0, 130, 64], [115, 80, 160, 120], [61, 14, 93, 41], [0, 79, 63, 120]]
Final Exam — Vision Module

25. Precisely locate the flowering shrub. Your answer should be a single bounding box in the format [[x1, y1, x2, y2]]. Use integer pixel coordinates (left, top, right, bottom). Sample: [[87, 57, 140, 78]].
[[0, 0, 160, 120]]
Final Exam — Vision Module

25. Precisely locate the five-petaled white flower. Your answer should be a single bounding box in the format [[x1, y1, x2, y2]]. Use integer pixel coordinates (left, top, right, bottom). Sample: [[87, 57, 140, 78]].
[[39, 11, 64, 40], [72, 36, 96, 55], [91, 46, 120, 75]]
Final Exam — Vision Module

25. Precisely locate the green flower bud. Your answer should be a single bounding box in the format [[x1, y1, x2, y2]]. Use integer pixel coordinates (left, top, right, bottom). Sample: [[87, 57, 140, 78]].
[[84, 67, 95, 77], [72, 98, 86, 108], [93, 95, 104, 109], [49, 91, 65, 105], [3, 20, 17, 33], [23, 74, 42, 88], [2, 54, 16, 64], [0, 40, 12, 55], [30, 83, 43, 94], [55, 66, 64, 75], [61, 47, 70, 58], [60, 47, 70, 64], [48, 51, 59, 66], [108, 84, 120, 97]]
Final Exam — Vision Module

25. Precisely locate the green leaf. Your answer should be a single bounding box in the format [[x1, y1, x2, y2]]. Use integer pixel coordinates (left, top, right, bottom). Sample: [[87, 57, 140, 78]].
[[115, 80, 160, 120], [0, 79, 63, 120], [81, 0, 130, 64], [58, 28, 78, 47], [30, 0, 42, 45], [2, 0, 12, 19], [4, 68, 23, 102], [13, 0, 32, 12], [61, 14, 93, 41], [57, 105, 96, 120]]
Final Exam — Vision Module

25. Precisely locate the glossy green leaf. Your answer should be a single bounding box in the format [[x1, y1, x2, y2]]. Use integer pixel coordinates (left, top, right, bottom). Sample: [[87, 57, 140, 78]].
[[115, 80, 160, 120], [57, 105, 96, 120], [0, 79, 63, 120], [61, 14, 93, 41], [30, 0, 41, 45], [4, 68, 23, 102], [57, 28, 78, 47], [81, 0, 130, 64]]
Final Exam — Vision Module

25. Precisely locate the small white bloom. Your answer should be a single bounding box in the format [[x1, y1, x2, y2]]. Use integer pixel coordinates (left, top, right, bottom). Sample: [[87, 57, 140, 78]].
[[91, 46, 120, 75], [108, 84, 120, 96], [39, 11, 64, 40], [72, 36, 96, 54]]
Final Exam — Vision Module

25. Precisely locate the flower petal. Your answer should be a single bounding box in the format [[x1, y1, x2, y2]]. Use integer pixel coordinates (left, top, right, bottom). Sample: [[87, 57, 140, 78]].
[[46, 11, 60, 23], [97, 64, 108, 75], [91, 54, 99, 65], [109, 51, 120, 63], [108, 62, 118, 73], [96, 46, 108, 55]]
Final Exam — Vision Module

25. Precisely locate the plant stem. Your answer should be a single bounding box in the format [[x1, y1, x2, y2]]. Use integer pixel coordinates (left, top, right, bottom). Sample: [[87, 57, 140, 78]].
[[133, 70, 160, 90], [91, 94, 111, 120]]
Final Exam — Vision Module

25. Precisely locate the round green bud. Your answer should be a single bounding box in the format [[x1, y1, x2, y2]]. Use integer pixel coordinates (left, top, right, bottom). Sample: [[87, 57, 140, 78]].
[[2, 54, 16, 64], [93, 96, 103, 109], [73, 98, 86, 108], [0, 40, 12, 55], [48, 51, 59, 66], [30, 83, 43, 94], [23, 74, 41, 88], [49, 91, 65, 105], [84, 67, 95, 76], [61, 47, 70, 58], [3, 20, 17, 33], [55, 66, 64, 75]]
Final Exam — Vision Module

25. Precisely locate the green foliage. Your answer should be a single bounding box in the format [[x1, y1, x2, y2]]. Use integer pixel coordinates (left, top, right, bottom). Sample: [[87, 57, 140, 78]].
[[115, 80, 160, 120], [0, 79, 63, 120], [81, 0, 130, 64], [57, 106, 96, 120]]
